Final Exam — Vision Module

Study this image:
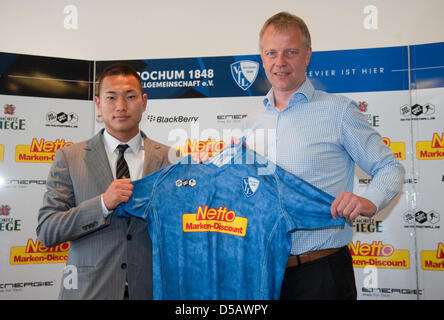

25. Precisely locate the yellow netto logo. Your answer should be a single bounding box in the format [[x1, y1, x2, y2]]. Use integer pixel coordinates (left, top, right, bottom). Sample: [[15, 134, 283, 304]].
[[421, 242, 444, 271], [416, 132, 444, 160], [174, 139, 225, 157], [0, 144, 3, 162], [183, 205, 247, 237], [10, 238, 69, 265], [382, 137, 405, 160], [15, 138, 72, 163], [348, 241, 410, 269]]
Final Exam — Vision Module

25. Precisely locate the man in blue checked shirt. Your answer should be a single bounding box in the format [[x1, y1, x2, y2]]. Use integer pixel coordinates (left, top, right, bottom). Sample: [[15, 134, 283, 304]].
[[243, 12, 404, 299]]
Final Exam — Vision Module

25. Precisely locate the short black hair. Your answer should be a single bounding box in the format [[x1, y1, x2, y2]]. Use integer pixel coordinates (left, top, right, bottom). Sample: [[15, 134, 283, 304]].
[[96, 63, 143, 96]]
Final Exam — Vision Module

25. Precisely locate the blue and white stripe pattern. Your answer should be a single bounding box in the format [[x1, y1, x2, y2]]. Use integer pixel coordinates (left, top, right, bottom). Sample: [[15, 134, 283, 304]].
[[244, 78, 405, 255]]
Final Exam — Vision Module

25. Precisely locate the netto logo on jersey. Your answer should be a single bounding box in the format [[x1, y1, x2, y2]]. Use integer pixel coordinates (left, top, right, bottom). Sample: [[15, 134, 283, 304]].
[[175, 139, 225, 157], [182, 205, 248, 237]]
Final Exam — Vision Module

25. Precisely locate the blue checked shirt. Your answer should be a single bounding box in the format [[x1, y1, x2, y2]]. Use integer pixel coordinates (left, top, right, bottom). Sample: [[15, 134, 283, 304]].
[[243, 78, 405, 255]]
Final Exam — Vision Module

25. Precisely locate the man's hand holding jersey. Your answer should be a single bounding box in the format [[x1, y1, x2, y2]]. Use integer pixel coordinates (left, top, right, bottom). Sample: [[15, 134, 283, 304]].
[[102, 178, 134, 211]]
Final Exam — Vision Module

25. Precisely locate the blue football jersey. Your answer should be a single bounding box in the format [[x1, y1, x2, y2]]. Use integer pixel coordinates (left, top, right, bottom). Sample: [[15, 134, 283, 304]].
[[116, 144, 345, 299]]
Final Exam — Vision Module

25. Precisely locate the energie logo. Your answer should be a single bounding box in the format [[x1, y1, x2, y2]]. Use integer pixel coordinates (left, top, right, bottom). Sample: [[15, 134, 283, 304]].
[[183, 205, 248, 237]]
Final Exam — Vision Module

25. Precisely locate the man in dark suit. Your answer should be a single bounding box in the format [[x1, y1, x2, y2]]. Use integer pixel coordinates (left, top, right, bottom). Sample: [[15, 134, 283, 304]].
[[37, 64, 179, 299]]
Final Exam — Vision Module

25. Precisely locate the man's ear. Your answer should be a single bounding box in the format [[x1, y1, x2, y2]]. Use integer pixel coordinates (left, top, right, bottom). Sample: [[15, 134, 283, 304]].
[[142, 93, 148, 112], [305, 47, 312, 67], [94, 96, 102, 115]]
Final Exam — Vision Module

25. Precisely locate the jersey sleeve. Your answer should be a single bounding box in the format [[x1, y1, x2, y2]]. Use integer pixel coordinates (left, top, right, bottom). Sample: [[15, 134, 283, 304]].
[[115, 167, 165, 220], [275, 165, 345, 230]]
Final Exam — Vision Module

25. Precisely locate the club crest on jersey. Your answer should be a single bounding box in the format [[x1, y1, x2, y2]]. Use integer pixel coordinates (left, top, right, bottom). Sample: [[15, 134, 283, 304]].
[[230, 60, 259, 91], [242, 177, 260, 198]]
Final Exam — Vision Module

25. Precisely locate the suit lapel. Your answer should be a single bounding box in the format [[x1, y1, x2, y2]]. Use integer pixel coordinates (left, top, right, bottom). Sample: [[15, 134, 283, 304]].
[[84, 130, 114, 192], [141, 131, 169, 177], [142, 132, 157, 177]]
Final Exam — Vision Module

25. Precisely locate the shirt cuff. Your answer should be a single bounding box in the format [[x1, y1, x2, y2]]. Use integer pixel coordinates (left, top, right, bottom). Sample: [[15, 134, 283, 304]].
[[101, 194, 113, 218], [358, 187, 390, 216]]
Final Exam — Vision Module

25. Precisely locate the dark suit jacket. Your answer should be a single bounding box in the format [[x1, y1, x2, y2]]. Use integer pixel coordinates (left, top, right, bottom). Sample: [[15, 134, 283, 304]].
[[37, 129, 179, 299]]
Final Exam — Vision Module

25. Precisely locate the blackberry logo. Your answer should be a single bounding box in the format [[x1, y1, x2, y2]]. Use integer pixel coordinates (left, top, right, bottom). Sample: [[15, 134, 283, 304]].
[[147, 114, 199, 123]]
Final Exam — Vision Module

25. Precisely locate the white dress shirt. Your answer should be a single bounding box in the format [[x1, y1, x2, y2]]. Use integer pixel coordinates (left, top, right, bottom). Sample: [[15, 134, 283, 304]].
[[100, 130, 145, 217]]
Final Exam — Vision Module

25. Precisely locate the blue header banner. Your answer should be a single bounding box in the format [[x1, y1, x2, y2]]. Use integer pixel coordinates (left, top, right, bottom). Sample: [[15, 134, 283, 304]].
[[410, 42, 444, 90], [96, 42, 443, 99], [97, 55, 269, 100], [307, 46, 410, 93]]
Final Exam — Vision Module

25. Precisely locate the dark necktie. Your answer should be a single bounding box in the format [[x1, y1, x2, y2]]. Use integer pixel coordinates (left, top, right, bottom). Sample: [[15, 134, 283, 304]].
[[116, 144, 131, 296], [116, 144, 130, 179]]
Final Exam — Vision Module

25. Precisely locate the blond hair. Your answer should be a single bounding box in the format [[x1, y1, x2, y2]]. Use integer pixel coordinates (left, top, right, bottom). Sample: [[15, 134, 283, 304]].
[[259, 12, 311, 50]]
